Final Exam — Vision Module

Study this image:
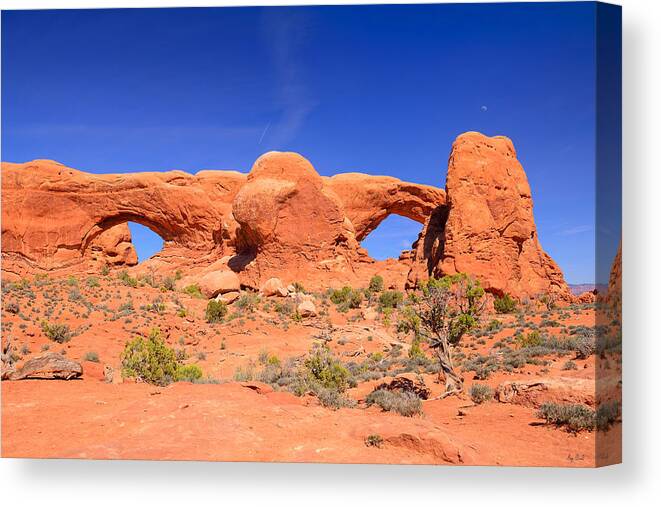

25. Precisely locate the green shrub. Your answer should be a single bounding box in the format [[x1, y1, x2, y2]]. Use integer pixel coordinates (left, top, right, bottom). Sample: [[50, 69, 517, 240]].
[[117, 270, 137, 288], [378, 290, 403, 309], [236, 293, 260, 313], [121, 329, 179, 385], [182, 284, 204, 299], [330, 286, 363, 311], [120, 329, 204, 385], [304, 344, 351, 391], [537, 402, 595, 432], [205, 300, 227, 323], [516, 330, 543, 348], [368, 275, 384, 292], [494, 293, 517, 314], [83, 351, 100, 362], [86, 276, 100, 288], [41, 321, 72, 343], [366, 389, 422, 417], [408, 336, 426, 360], [176, 364, 203, 382], [470, 383, 494, 404]]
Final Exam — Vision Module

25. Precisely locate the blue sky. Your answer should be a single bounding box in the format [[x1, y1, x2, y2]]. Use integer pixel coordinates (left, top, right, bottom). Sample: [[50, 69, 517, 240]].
[[2, 4, 603, 282]]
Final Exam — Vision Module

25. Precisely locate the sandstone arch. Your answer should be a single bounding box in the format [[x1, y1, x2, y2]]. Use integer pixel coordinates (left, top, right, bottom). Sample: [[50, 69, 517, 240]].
[[1, 159, 246, 275], [325, 173, 446, 241], [1, 134, 573, 301]]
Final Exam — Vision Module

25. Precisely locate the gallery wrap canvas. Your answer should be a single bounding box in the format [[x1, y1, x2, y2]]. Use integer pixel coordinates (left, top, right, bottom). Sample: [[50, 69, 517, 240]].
[[0, 2, 621, 467]]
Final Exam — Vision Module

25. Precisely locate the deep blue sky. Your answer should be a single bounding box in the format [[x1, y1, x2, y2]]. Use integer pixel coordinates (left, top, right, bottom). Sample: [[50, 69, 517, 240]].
[[2, 4, 600, 282]]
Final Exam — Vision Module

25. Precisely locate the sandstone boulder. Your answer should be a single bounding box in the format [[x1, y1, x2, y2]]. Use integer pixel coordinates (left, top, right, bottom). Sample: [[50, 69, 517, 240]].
[[297, 300, 317, 318], [260, 277, 287, 297], [216, 290, 240, 304], [198, 270, 240, 299]]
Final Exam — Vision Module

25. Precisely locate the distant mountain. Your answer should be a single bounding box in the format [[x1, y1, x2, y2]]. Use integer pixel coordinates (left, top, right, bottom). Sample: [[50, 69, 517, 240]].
[[569, 283, 607, 295]]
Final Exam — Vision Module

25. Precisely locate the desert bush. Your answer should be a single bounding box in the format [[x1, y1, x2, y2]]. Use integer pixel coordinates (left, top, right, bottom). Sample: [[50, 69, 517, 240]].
[[485, 319, 502, 333], [121, 328, 203, 385], [117, 270, 137, 288], [537, 402, 595, 432], [83, 351, 100, 362], [368, 275, 384, 292], [41, 321, 72, 343], [304, 344, 351, 391], [205, 300, 227, 323], [516, 330, 543, 348], [182, 284, 204, 299], [233, 365, 255, 382], [161, 276, 176, 291], [365, 434, 384, 448], [596, 400, 620, 431], [86, 276, 100, 288], [177, 364, 203, 382], [562, 360, 578, 370], [378, 290, 403, 310], [330, 286, 363, 312], [575, 332, 596, 359], [470, 383, 494, 404], [494, 293, 517, 314], [236, 293, 260, 313], [292, 281, 306, 293], [5, 301, 20, 314], [121, 329, 179, 385], [366, 389, 422, 417]]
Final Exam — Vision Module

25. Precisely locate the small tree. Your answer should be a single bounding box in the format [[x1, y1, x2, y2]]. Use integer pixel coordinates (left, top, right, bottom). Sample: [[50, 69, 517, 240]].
[[405, 274, 485, 397]]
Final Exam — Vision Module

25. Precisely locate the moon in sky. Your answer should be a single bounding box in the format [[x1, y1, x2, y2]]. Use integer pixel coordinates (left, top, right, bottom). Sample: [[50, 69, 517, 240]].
[[481, 105, 488, 112]]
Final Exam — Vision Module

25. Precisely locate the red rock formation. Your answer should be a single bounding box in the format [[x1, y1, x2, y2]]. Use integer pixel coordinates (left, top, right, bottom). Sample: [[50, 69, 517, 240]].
[[86, 224, 138, 268], [325, 173, 446, 241], [409, 132, 571, 301], [232, 152, 362, 287], [1, 135, 573, 300], [1, 159, 246, 278]]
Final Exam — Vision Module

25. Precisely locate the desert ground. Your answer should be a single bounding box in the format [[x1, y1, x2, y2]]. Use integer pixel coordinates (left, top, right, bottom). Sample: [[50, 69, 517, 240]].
[[1, 267, 621, 466]]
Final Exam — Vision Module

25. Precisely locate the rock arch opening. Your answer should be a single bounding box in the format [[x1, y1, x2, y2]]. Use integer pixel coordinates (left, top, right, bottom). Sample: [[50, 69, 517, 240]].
[[360, 214, 423, 261], [126, 222, 165, 263]]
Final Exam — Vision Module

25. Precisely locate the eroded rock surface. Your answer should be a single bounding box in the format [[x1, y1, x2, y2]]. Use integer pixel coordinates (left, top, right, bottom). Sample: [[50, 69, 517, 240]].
[[2, 133, 573, 300], [409, 132, 572, 301]]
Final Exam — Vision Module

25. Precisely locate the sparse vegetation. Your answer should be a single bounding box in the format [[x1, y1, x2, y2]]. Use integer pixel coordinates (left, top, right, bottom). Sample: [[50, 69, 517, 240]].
[[365, 389, 422, 416], [41, 321, 73, 343], [83, 351, 100, 362], [378, 290, 403, 310], [120, 328, 205, 386], [494, 293, 517, 314], [537, 402, 595, 432], [368, 275, 384, 292], [399, 274, 485, 396], [205, 300, 227, 323], [470, 383, 493, 404], [183, 284, 204, 299], [365, 434, 384, 448]]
